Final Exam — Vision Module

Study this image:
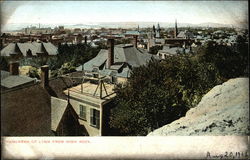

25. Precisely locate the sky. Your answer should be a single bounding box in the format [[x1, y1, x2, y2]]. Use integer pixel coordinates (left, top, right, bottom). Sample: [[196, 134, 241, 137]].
[[1, 1, 248, 29]]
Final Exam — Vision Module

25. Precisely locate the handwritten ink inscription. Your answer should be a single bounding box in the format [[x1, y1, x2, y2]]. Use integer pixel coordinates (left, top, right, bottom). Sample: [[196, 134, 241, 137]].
[[206, 151, 249, 159]]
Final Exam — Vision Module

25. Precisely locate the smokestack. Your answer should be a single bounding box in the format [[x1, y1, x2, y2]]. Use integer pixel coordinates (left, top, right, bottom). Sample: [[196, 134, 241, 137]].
[[134, 35, 138, 48], [41, 65, 49, 88], [9, 61, 19, 75], [84, 36, 87, 44], [174, 19, 178, 38], [107, 38, 114, 68]]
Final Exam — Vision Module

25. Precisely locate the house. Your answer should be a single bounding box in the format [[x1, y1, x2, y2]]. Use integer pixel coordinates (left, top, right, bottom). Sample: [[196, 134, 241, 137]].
[[1, 61, 36, 91], [157, 44, 192, 59], [1, 61, 89, 136], [0, 42, 58, 59], [177, 30, 194, 39], [76, 38, 157, 83], [51, 77, 117, 136], [1, 65, 54, 136]]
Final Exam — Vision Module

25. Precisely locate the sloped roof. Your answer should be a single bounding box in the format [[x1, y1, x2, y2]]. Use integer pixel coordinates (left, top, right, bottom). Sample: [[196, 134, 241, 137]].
[[48, 71, 84, 99], [51, 97, 68, 131], [158, 47, 180, 55], [17, 43, 37, 56], [1, 70, 10, 80], [1, 84, 54, 136], [81, 49, 108, 72], [125, 31, 140, 35], [0, 42, 58, 57], [0, 43, 18, 56], [78, 44, 156, 78], [42, 42, 58, 55], [1, 75, 36, 89], [31, 42, 44, 53], [177, 31, 194, 39]]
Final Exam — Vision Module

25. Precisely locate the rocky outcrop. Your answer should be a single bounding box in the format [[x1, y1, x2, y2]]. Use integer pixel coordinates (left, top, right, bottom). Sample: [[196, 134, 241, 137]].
[[148, 78, 249, 136]]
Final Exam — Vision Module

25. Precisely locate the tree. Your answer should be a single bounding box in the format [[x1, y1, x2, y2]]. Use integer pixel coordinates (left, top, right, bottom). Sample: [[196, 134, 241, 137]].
[[195, 36, 248, 80], [149, 45, 163, 55], [109, 54, 222, 136], [0, 56, 9, 71]]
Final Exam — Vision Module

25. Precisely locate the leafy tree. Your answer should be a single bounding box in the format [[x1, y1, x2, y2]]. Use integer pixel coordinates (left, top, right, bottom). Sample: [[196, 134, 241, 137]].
[[149, 45, 163, 55], [28, 67, 40, 79], [196, 35, 248, 80], [0, 56, 9, 71], [109, 55, 222, 136]]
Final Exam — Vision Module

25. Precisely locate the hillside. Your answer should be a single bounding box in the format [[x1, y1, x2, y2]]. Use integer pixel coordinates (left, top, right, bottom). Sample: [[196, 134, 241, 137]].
[[148, 78, 249, 136]]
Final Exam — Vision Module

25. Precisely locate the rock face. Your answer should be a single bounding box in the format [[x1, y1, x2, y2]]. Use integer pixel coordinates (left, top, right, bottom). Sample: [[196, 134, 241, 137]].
[[148, 78, 249, 136]]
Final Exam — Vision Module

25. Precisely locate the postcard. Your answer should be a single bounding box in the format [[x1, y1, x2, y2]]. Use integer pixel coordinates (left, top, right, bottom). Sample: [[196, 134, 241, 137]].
[[1, 1, 249, 159]]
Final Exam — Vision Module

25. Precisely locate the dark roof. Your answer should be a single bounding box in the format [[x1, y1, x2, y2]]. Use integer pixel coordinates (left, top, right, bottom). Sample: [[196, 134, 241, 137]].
[[48, 71, 84, 100], [1, 84, 54, 136], [0, 42, 58, 57], [1, 70, 36, 91], [1, 75, 36, 89], [51, 97, 68, 131], [78, 44, 157, 78], [1, 70, 10, 80]]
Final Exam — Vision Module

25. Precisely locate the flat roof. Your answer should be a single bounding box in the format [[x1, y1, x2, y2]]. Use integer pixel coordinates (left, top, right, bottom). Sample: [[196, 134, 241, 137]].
[[64, 81, 116, 103]]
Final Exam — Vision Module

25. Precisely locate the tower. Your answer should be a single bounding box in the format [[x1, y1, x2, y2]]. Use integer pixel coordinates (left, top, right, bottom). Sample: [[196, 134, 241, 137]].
[[156, 23, 161, 38], [174, 19, 178, 38], [152, 25, 156, 38]]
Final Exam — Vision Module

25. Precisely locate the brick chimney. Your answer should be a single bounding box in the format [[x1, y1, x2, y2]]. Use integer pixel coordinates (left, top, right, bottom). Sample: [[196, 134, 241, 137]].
[[41, 65, 49, 88], [107, 38, 114, 68], [9, 61, 19, 75], [134, 35, 138, 48], [84, 36, 87, 44]]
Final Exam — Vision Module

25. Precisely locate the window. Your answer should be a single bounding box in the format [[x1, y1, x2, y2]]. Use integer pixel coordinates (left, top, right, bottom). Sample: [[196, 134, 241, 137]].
[[79, 105, 86, 120], [90, 108, 100, 129]]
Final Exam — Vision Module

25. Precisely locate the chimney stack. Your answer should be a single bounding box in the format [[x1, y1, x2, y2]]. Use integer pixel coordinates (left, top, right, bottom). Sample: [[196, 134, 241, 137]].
[[41, 65, 49, 88], [134, 35, 138, 48], [84, 36, 87, 44], [107, 38, 114, 68], [9, 61, 19, 75]]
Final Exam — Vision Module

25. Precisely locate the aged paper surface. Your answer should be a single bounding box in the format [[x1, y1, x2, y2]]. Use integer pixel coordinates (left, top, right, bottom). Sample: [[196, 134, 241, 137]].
[[2, 136, 249, 159], [1, 1, 249, 159]]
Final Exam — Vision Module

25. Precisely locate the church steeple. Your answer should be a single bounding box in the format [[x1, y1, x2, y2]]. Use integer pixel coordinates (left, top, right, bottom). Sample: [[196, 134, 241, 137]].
[[152, 25, 156, 38], [174, 19, 178, 38], [156, 23, 161, 38]]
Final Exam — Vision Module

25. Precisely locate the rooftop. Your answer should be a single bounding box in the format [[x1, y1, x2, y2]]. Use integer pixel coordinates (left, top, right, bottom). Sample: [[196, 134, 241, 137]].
[[64, 81, 116, 103]]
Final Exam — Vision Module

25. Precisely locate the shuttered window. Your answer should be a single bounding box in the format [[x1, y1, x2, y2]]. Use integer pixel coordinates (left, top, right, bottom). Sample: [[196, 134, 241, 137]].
[[79, 105, 86, 120], [90, 108, 100, 129]]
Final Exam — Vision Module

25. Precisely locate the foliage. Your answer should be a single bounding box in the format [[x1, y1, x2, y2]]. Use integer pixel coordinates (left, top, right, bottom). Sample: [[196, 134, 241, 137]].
[[57, 62, 76, 75], [110, 34, 248, 136], [110, 56, 222, 135], [48, 43, 100, 77], [0, 56, 9, 71], [54, 43, 99, 69], [196, 35, 248, 80], [20, 57, 49, 68], [149, 45, 163, 55], [28, 67, 40, 79]]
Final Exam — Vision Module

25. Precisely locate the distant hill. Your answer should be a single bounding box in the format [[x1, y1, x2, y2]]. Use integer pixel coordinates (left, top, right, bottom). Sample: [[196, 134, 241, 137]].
[[2, 21, 247, 32]]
